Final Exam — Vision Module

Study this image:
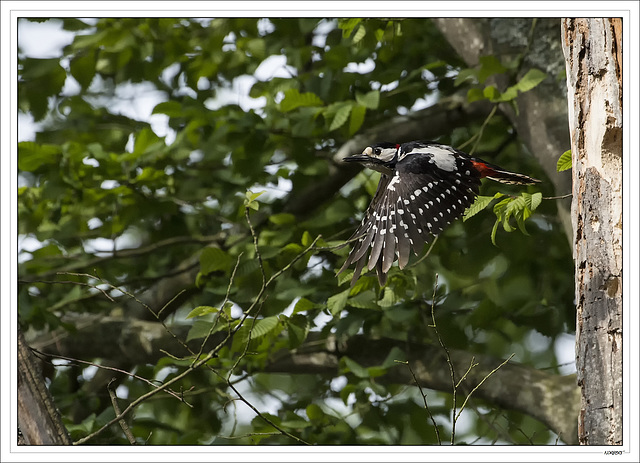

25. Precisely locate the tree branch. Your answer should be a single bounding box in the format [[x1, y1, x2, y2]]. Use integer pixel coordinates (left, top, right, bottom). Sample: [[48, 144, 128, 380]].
[[33, 317, 579, 444], [265, 334, 580, 444]]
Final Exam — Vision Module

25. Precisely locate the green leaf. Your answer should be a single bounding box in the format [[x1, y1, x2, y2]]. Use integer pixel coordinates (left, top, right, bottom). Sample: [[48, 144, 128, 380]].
[[497, 85, 519, 102], [463, 195, 498, 221], [477, 55, 507, 83], [341, 356, 370, 379], [269, 213, 296, 225], [286, 314, 310, 349], [152, 101, 183, 117], [454, 68, 477, 87], [381, 346, 407, 368], [328, 102, 353, 131], [301, 230, 313, 247], [244, 190, 265, 210], [378, 286, 400, 307], [245, 38, 266, 59], [280, 88, 324, 112], [133, 127, 163, 156], [18, 142, 62, 171], [352, 24, 367, 44], [338, 18, 362, 38], [505, 195, 526, 217], [249, 316, 280, 339], [515, 68, 547, 93], [557, 149, 572, 172], [336, 269, 354, 286], [199, 247, 232, 275], [69, 51, 97, 89], [186, 305, 219, 319], [306, 403, 325, 422], [187, 320, 215, 342], [530, 192, 543, 211], [20, 58, 66, 121], [347, 291, 379, 310], [491, 218, 501, 246], [466, 88, 485, 103], [355, 90, 380, 110], [293, 297, 314, 314], [483, 85, 501, 101], [348, 104, 367, 136], [327, 289, 350, 316]]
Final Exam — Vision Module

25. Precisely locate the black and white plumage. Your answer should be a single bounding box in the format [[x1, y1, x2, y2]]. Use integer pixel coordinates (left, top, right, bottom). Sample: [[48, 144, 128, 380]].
[[338, 141, 540, 286]]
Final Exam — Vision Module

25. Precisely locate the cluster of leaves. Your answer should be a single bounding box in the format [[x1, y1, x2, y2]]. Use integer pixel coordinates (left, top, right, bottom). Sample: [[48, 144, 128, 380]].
[[18, 18, 574, 445]]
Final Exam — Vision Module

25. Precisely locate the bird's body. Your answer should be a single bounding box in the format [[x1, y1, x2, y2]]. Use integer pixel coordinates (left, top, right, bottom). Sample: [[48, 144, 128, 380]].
[[339, 141, 540, 286]]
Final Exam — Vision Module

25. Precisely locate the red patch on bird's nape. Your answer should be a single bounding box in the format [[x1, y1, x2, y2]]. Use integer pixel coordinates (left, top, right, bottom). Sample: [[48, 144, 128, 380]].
[[471, 160, 496, 178]]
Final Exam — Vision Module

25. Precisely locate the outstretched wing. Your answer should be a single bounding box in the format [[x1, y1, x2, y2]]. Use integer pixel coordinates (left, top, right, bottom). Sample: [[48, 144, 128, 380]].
[[339, 147, 481, 286]]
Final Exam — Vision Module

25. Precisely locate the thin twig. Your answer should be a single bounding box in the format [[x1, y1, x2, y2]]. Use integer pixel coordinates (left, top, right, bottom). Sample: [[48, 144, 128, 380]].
[[465, 401, 515, 444], [191, 252, 243, 368], [455, 356, 479, 389], [542, 193, 572, 200], [457, 105, 499, 154], [408, 235, 439, 269], [396, 360, 442, 445], [223, 376, 310, 445], [156, 289, 187, 319], [454, 353, 516, 422], [107, 378, 137, 445], [211, 208, 313, 445], [20, 234, 223, 281], [30, 348, 191, 406], [217, 432, 282, 440], [58, 272, 195, 357], [427, 274, 457, 445], [245, 207, 266, 286], [72, 209, 321, 445], [22, 278, 115, 302], [73, 337, 229, 445]]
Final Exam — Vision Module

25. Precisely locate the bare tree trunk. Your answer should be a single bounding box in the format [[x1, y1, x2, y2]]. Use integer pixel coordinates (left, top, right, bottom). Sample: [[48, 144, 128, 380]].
[[561, 18, 623, 446], [18, 327, 72, 445]]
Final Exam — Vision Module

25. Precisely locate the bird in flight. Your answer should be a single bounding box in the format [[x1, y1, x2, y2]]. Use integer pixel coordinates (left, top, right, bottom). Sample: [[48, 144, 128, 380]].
[[338, 141, 540, 286]]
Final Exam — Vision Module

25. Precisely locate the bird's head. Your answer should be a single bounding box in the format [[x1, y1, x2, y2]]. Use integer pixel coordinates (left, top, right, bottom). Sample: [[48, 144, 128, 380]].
[[342, 142, 400, 175]]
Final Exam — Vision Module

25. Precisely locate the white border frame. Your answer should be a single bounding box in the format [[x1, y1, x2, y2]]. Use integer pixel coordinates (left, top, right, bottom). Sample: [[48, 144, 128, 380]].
[[2, 2, 638, 462]]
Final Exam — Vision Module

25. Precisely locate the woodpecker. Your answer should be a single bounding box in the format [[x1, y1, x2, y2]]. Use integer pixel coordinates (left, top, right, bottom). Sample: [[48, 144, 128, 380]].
[[338, 140, 540, 286]]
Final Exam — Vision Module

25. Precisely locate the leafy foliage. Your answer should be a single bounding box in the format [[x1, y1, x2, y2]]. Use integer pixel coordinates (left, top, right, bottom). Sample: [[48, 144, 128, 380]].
[[557, 150, 572, 172], [18, 18, 574, 446]]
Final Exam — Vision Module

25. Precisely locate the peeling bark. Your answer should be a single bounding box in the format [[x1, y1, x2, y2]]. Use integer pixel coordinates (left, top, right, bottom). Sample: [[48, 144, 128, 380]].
[[561, 18, 623, 446]]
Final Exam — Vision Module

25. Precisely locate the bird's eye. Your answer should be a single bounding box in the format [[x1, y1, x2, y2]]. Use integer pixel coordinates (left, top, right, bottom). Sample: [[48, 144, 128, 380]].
[[373, 148, 382, 156]]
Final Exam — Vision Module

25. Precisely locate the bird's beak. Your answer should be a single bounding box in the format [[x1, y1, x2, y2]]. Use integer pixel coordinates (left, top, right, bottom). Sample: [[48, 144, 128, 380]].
[[342, 153, 370, 163]]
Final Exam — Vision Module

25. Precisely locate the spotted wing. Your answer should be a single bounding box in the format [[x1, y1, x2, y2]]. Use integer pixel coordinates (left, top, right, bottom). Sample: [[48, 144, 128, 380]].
[[337, 174, 392, 286], [338, 150, 481, 286]]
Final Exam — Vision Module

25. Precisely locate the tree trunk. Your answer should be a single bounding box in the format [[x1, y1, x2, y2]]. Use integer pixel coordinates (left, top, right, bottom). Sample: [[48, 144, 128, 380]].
[[561, 18, 623, 446], [18, 327, 72, 445]]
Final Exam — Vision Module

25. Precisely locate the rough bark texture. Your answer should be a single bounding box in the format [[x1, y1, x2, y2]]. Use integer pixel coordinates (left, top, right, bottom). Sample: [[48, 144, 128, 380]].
[[18, 327, 72, 445], [561, 18, 623, 446]]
